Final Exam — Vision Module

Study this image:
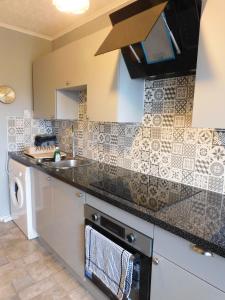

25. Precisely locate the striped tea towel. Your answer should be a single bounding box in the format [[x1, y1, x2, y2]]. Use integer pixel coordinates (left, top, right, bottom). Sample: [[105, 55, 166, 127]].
[[85, 225, 133, 300]]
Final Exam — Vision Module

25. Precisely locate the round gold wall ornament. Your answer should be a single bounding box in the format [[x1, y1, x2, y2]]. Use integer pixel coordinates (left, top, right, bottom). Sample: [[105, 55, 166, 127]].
[[0, 86, 16, 104]]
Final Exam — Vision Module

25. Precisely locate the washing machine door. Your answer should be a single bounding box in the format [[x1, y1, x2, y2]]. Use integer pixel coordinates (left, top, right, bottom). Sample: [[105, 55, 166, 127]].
[[10, 177, 24, 214]]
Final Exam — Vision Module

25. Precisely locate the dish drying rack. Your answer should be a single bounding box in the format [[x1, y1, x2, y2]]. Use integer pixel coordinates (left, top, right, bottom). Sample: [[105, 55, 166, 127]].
[[24, 146, 67, 159]]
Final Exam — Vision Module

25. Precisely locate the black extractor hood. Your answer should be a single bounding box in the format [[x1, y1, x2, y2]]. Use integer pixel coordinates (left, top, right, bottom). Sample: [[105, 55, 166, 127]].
[[96, 0, 202, 79]]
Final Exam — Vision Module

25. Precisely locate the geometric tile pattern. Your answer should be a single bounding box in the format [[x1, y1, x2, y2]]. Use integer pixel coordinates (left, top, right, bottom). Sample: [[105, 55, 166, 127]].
[[213, 130, 225, 146], [7, 116, 53, 152], [8, 76, 225, 194], [155, 190, 225, 250]]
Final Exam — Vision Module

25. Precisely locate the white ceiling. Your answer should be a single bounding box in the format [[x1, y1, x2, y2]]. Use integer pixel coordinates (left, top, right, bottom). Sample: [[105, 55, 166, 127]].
[[0, 0, 134, 40]]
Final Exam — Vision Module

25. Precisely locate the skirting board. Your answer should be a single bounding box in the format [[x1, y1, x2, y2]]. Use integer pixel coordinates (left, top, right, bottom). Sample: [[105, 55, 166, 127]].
[[0, 215, 13, 223]]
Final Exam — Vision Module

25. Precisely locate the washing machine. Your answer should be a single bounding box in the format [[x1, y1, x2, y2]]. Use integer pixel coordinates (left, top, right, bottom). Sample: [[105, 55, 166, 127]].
[[8, 159, 38, 239]]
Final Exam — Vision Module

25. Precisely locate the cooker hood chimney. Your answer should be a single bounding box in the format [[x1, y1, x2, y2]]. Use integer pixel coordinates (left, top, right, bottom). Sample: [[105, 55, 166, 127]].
[[96, 0, 201, 79]]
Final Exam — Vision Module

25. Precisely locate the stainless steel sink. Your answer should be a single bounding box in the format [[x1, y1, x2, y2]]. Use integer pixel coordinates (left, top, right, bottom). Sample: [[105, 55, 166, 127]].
[[42, 158, 92, 170]]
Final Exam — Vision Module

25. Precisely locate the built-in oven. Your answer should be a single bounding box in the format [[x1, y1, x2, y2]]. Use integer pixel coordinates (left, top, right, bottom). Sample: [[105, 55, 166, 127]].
[[84, 205, 153, 300]]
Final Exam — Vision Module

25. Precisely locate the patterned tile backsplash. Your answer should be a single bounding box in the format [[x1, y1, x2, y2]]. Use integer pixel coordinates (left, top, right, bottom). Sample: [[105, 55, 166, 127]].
[[7, 75, 225, 194], [7, 117, 53, 151]]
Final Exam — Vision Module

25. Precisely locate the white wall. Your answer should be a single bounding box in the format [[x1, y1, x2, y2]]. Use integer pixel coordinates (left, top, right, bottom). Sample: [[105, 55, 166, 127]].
[[0, 27, 51, 219]]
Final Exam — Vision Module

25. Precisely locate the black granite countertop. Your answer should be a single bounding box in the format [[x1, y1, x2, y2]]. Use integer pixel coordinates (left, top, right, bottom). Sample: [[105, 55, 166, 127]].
[[9, 152, 225, 258]]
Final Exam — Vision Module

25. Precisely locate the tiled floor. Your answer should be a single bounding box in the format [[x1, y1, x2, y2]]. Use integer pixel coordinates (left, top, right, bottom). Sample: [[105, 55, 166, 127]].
[[0, 221, 94, 300]]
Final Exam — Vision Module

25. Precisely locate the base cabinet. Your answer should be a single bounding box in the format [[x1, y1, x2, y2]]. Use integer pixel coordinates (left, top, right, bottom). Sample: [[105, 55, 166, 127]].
[[33, 169, 85, 279], [32, 171, 225, 298], [151, 253, 225, 300]]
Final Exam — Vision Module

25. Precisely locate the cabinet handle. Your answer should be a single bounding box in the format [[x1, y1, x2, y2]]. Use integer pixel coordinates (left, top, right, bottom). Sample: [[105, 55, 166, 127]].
[[191, 245, 213, 257], [152, 257, 160, 265], [75, 191, 83, 198], [65, 81, 70, 86]]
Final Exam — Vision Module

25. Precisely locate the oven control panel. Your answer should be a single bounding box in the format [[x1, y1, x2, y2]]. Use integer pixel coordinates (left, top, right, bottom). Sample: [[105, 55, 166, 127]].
[[85, 204, 153, 257]]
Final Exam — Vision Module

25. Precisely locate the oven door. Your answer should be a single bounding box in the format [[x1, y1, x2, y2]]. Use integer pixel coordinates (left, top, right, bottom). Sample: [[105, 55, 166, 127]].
[[85, 219, 151, 300]]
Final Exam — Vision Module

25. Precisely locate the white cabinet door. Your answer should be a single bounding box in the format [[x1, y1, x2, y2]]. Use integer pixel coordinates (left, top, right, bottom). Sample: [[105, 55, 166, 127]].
[[87, 45, 144, 123], [33, 169, 53, 243], [154, 226, 225, 293], [86, 27, 144, 123], [192, 0, 225, 128], [33, 170, 85, 279], [151, 253, 225, 300], [52, 35, 92, 90], [50, 177, 85, 279], [33, 53, 56, 119], [33, 48, 81, 120]]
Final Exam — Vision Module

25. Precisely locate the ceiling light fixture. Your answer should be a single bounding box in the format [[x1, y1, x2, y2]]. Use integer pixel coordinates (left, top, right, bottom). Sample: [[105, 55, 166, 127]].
[[53, 0, 90, 14]]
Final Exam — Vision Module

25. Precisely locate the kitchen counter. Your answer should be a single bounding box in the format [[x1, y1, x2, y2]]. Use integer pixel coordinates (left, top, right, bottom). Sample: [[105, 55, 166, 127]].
[[9, 152, 225, 258]]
